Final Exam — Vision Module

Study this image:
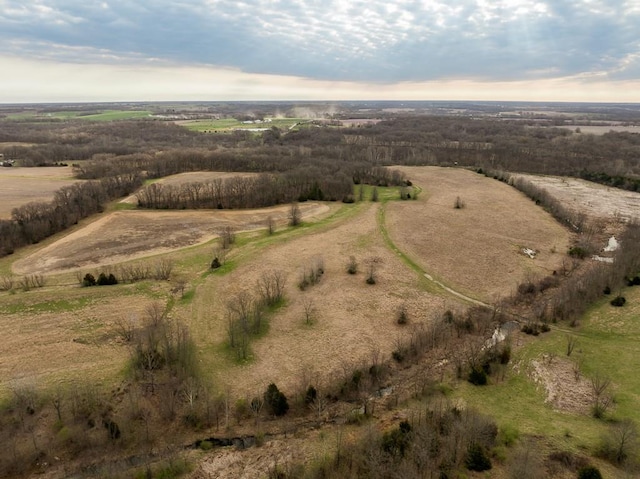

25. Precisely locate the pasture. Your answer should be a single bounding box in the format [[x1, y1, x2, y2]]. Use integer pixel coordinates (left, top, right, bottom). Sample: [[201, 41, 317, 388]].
[[178, 117, 307, 132], [1, 167, 572, 397], [4, 109, 153, 121], [2, 166, 639, 479], [387, 167, 571, 302]]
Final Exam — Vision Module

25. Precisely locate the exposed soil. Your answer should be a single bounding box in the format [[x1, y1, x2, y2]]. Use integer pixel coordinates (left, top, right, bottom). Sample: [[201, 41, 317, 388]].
[[386, 167, 572, 302], [530, 355, 594, 415], [12, 203, 334, 275], [0, 166, 79, 218]]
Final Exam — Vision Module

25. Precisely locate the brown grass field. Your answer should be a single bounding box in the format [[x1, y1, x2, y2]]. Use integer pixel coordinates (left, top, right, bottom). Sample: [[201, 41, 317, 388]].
[[0, 166, 79, 219], [2, 166, 638, 477], [183, 202, 450, 397], [387, 167, 572, 302], [1, 167, 577, 399]]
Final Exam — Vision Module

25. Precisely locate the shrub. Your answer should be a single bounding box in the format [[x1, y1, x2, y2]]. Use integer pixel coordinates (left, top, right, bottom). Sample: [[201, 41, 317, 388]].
[[577, 466, 603, 479], [468, 367, 488, 386], [97, 272, 118, 286], [610, 296, 626, 307], [199, 440, 213, 451], [603, 286, 611, 295], [382, 421, 412, 457], [392, 349, 405, 363], [210, 257, 221, 269], [346, 255, 358, 275], [264, 383, 289, 416], [465, 443, 492, 471], [397, 305, 409, 325], [497, 424, 519, 446], [82, 273, 97, 287], [568, 246, 588, 259], [304, 386, 317, 406]]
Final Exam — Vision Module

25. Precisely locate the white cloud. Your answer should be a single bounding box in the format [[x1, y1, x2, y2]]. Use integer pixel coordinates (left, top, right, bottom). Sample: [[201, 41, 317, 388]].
[[0, 0, 638, 98]]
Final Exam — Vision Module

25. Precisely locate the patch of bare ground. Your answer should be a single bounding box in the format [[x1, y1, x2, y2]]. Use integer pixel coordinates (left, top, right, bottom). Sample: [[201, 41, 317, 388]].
[[120, 171, 259, 204], [184, 203, 454, 398], [12, 202, 334, 275], [530, 355, 593, 415], [386, 167, 571, 302], [513, 174, 640, 222], [0, 288, 159, 392], [0, 166, 79, 218]]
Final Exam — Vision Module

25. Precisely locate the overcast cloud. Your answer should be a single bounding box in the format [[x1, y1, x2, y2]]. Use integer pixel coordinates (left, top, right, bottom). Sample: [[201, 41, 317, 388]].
[[0, 0, 639, 102]]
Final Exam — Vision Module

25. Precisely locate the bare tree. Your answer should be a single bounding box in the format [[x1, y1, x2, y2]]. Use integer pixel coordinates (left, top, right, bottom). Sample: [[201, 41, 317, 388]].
[[153, 258, 173, 280], [220, 226, 236, 249], [591, 373, 613, 419], [257, 270, 286, 306], [600, 419, 638, 465], [566, 335, 578, 357], [266, 215, 275, 235], [303, 298, 316, 325], [288, 202, 301, 226]]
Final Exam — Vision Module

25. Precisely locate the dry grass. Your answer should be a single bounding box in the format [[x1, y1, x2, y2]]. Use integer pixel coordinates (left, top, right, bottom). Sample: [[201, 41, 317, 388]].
[[0, 166, 79, 218], [182, 202, 451, 397], [0, 286, 159, 394], [13, 203, 335, 275], [386, 167, 572, 302]]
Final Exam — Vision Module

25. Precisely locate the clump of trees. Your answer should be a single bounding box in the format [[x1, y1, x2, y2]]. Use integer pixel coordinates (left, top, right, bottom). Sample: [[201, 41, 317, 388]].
[[226, 271, 287, 360], [271, 407, 498, 478], [298, 257, 324, 290]]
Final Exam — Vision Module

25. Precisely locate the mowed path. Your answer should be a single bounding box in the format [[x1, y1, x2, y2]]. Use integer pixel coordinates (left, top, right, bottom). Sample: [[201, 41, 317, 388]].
[[386, 167, 572, 303]]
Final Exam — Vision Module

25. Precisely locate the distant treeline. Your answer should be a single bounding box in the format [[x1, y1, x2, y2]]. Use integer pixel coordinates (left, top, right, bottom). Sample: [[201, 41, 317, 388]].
[[2, 114, 639, 256], [136, 166, 407, 210], [2, 117, 639, 181], [0, 174, 141, 257]]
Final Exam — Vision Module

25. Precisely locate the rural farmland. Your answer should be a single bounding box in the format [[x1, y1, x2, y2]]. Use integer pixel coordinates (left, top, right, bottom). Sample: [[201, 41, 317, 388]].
[[0, 103, 639, 479]]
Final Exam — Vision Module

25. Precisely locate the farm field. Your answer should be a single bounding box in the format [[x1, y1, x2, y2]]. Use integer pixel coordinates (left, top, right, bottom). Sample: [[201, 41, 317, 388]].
[[0, 166, 80, 219], [513, 173, 640, 222], [387, 167, 571, 302], [12, 202, 335, 275], [4, 109, 153, 121], [1, 166, 575, 397], [178, 117, 307, 132], [2, 163, 639, 478]]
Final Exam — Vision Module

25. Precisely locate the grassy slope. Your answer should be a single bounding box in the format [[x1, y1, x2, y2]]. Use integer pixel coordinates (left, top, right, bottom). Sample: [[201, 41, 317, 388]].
[[453, 285, 640, 462]]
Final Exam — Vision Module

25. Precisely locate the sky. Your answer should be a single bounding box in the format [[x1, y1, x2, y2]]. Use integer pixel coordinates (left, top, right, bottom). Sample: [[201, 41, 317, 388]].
[[1, 0, 639, 103]]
